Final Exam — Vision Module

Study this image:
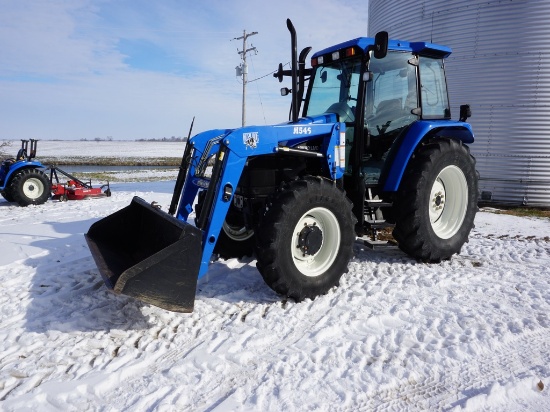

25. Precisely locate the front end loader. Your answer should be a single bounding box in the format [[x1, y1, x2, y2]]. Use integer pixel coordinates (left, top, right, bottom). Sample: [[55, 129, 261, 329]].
[[86, 20, 478, 313], [86, 119, 348, 312]]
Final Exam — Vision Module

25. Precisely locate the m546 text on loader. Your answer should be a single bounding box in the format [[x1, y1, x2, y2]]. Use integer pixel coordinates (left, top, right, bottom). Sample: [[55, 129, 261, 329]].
[[86, 19, 478, 313]]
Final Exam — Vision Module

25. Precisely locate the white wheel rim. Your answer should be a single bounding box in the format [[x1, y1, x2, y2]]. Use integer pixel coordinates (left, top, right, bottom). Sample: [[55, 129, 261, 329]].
[[23, 177, 44, 200], [291, 207, 341, 277], [222, 221, 254, 241], [429, 165, 468, 239]]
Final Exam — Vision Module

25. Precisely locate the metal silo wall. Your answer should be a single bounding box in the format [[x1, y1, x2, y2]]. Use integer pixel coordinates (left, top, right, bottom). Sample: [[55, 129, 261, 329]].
[[369, 0, 550, 207]]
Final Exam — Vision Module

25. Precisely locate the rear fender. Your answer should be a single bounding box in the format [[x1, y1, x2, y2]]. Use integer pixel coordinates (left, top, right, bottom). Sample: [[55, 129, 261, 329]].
[[1, 161, 47, 188], [381, 120, 474, 192]]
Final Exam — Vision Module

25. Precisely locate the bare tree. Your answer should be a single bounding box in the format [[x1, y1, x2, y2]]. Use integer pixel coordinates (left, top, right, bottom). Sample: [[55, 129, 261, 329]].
[[0, 140, 12, 158]]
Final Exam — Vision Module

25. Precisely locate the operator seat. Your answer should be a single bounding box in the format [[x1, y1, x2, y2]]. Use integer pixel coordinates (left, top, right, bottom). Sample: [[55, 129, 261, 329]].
[[16, 148, 27, 161], [363, 98, 405, 184], [373, 98, 402, 130]]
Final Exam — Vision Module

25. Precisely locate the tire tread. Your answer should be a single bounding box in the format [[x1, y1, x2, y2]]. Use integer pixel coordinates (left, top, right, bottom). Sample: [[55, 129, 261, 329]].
[[392, 138, 478, 262]]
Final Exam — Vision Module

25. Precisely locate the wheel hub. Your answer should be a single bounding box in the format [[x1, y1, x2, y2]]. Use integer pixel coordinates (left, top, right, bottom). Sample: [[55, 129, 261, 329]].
[[430, 186, 446, 219], [297, 224, 323, 256], [23, 177, 44, 199], [429, 165, 468, 239], [291, 207, 341, 278]]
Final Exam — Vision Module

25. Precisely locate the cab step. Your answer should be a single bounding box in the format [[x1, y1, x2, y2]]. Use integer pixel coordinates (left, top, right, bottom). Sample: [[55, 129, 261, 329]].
[[365, 199, 393, 209], [362, 186, 396, 249], [357, 235, 397, 249], [365, 220, 395, 230]]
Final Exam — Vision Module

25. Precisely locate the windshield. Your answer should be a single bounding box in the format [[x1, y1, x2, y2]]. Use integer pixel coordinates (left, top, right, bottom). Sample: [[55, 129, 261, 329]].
[[305, 58, 362, 123]]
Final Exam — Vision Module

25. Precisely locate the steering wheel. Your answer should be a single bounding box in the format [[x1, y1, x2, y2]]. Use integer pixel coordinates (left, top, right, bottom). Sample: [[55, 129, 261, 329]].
[[326, 102, 355, 123], [367, 113, 416, 135]]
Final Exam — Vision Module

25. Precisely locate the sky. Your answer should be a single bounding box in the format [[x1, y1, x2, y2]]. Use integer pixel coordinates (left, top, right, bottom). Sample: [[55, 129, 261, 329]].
[[0, 0, 369, 140]]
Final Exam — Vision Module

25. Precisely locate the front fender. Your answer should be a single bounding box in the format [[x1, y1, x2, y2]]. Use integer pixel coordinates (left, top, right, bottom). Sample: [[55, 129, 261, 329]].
[[381, 120, 474, 192]]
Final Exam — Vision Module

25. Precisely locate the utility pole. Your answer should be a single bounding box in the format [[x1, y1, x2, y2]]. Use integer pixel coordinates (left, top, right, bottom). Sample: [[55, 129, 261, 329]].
[[235, 30, 258, 127]]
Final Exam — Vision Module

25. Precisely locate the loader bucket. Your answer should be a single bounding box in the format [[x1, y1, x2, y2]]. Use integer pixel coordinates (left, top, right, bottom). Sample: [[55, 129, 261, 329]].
[[85, 196, 203, 312]]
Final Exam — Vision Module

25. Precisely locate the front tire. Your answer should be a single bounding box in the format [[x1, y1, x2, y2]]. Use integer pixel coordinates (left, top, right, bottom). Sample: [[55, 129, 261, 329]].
[[195, 191, 254, 259], [255, 176, 356, 301], [392, 138, 478, 262], [9, 169, 51, 206], [215, 207, 255, 259]]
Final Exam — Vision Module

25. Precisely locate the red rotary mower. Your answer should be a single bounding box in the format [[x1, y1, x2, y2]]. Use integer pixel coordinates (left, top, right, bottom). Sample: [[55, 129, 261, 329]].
[[50, 166, 111, 201]]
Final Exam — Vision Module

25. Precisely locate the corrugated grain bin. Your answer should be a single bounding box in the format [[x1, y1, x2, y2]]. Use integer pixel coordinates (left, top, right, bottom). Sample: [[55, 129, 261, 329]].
[[369, 0, 550, 206]]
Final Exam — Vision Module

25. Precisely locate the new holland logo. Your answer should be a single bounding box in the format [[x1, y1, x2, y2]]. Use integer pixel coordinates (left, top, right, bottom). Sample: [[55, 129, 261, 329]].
[[243, 132, 259, 149]]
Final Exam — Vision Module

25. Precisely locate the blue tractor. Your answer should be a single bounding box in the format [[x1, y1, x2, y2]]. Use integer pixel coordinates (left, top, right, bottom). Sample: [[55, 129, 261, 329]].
[[86, 20, 478, 312], [0, 139, 52, 206]]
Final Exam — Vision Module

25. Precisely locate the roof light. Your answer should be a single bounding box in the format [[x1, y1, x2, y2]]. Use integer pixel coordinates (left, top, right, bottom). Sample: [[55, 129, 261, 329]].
[[318, 55, 324, 65], [332, 51, 340, 60], [345, 47, 356, 57], [311, 57, 318, 67]]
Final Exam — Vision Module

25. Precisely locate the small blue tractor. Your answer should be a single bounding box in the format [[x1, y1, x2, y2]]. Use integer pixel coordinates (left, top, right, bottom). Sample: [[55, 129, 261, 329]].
[[86, 20, 478, 312], [0, 139, 52, 206]]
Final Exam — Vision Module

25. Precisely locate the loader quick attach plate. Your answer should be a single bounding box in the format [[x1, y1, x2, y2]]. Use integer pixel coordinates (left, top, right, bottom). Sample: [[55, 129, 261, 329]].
[[85, 196, 203, 312]]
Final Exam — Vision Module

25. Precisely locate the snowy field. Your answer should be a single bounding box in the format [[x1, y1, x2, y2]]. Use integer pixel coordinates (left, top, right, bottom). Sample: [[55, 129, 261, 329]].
[[1, 179, 550, 411], [34, 140, 186, 159], [1, 140, 186, 164]]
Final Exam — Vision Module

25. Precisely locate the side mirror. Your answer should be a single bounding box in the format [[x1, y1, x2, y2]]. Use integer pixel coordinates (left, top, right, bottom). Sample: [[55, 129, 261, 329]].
[[459, 104, 472, 122], [280, 87, 291, 96], [275, 63, 284, 83], [373, 31, 388, 59]]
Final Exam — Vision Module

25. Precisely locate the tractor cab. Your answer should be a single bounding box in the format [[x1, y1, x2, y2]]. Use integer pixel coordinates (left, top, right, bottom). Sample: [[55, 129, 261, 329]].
[[303, 39, 452, 186], [298, 38, 462, 239]]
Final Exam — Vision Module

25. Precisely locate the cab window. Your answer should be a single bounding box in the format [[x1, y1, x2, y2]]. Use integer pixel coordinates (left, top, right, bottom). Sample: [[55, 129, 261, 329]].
[[365, 51, 418, 137], [419, 57, 450, 119]]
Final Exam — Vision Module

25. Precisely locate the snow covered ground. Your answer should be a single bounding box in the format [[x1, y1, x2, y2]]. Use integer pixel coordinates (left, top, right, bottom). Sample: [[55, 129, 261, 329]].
[[1, 180, 550, 411]]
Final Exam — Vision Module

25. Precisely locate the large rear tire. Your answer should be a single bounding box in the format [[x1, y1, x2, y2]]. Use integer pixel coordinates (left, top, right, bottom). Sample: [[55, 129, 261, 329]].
[[1, 188, 15, 202], [9, 169, 51, 206], [255, 176, 356, 301], [392, 138, 478, 262]]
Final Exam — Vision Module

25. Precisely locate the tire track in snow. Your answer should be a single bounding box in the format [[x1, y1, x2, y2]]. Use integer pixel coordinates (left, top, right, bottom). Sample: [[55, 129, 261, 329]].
[[2, 209, 549, 410], [355, 328, 550, 411], [98, 296, 342, 410]]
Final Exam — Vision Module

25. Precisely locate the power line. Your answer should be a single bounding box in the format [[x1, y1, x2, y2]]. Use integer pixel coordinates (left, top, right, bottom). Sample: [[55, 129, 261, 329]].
[[248, 55, 267, 125], [247, 62, 290, 83]]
